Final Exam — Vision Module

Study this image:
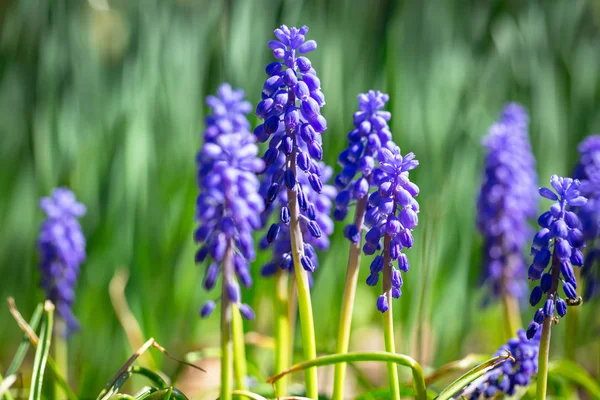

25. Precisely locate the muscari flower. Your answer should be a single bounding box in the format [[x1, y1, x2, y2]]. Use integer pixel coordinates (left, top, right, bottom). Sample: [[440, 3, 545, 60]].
[[476, 104, 537, 302], [458, 329, 541, 399], [38, 188, 86, 335], [525, 175, 587, 339], [195, 84, 264, 320], [255, 25, 334, 274], [334, 90, 392, 228], [573, 135, 600, 300], [362, 142, 420, 312], [259, 149, 335, 280]]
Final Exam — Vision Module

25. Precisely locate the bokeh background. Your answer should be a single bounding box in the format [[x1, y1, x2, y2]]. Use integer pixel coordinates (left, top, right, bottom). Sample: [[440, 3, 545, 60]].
[[1, 0, 599, 398]]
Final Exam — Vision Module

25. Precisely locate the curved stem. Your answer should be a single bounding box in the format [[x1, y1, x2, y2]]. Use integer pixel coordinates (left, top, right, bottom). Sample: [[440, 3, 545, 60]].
[[286, 148, 318, 399], [382, 235, 401, 400], [220, 241, 234, 400], [232, 305, 248, 390], [332, 196, 368, 400], [274, 269, 290, 396], [267, 351, 427, 400]]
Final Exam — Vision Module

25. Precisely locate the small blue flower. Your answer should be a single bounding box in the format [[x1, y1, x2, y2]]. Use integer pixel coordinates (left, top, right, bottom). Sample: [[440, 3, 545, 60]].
[[476, 104, 537, 303], [256, 26, 336, 282], [195, 84, 264, 319], [38, 188, 86, 336], [334, 90, 392, 229], [360, 141, 420, 311], [458, 329, 541, 399], [573, 135, 600, 300], [525, 175, 587, 339]]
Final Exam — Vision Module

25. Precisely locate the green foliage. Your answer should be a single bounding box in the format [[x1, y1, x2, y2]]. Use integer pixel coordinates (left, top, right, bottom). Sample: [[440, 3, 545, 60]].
[[0, 0, 599, 398]]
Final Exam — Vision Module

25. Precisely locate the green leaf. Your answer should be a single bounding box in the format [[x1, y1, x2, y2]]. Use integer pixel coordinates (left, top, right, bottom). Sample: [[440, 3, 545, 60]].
[[29, 301, 54, 400], [0, 374, 17, 399], [230, 390, 268, 400], [266, 351, 428, 400], [6, 303, 44, 376], [548, 359, 600, 398], [434, 352, 513, 400]]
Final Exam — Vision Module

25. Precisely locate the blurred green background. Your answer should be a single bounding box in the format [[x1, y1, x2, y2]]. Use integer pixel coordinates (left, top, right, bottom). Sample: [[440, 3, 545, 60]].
[[1, 0, 599, 398]]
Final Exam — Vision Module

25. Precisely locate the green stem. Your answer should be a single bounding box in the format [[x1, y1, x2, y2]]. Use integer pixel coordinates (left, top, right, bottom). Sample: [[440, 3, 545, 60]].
[[220, 242, 234, 400], [267, 351, 427, 400], [287, 147, 318, 399], [274, 270, 290, 396], [501, 292, 521, 340], [55, 320, 68, 400], [232, 305, 247, 390], [382, 235, 401, 400], [332, 196, 368, 400], [537, 315, 552, 400]]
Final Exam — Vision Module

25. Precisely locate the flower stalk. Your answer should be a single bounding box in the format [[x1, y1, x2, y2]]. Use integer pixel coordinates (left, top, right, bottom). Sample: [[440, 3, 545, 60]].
[[332, 196, 368, 400], [220, 242, 234, 400], [274, 269, 290, 396], [231, 305, 248, 390], [382, 235, 401, 400], [287, 149, 319, 399]]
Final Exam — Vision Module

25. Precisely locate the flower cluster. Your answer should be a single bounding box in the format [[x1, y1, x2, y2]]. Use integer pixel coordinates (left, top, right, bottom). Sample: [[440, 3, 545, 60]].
[[526, 175, 587, 339], [361, 142, 419, 312], [458, 329, 540, 399], [38, 188, 86, 335], [476, 103, 537, 301], [196, 84, 264, 320], [334, 90, 393, 226], [255, 25, 334, 275], [259, 154, 335, 279], [573, 135, 600, 300]]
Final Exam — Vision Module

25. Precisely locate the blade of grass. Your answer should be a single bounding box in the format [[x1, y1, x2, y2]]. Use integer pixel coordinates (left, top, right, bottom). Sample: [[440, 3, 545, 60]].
[[6, 303, 43, 376], [424, 354, 489, 385], [267, 351, 428, 400], [434, 351, 514, 400], [0, 374, 17, 399], [548, 359, 600, 398], [28, 301, 54, 400]]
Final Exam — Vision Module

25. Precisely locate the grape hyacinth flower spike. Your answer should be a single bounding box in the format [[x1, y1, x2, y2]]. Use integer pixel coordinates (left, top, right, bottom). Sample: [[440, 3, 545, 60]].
[[331, 90, 393, 400], [38, 188, 86, 336], [195, 83, 264, 400], [573, 135, 600, 300], [362, 141, 420, 400], [525, 175, 587, 400], [457, 329, 541, 399], [254, 25, 329, 399], [476, 103, 537, 338]]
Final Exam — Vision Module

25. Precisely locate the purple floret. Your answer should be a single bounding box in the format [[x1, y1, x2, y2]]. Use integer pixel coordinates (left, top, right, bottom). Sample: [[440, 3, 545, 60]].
[[476, 103, 537, 302], [195, 83, 264, 319], [525, 175, 587, 338], [38, 188, 86, 336]]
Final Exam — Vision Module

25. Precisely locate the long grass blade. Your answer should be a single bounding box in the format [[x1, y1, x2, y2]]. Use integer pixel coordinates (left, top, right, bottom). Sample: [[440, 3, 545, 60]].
[[28, 301, 54, 400], [548, 359, 600, 398], [0, 375, 17, 399], [6, 303, 44, 376], [434, 351, 514, 400]]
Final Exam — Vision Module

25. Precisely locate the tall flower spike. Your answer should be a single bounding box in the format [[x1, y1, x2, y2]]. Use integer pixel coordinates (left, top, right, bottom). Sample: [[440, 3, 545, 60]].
[[476, 104, 537, 304], [457, 329, 541, 399], [525, 175, 587, 339], [38, 188, 86, 336], [362, 141, 420, 311], [334, 90, 392, 226], [255, 25, 328, 399], [256, 25, 334, 274], [573, 135, 600, 300], [195, 83, 264, 320]]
